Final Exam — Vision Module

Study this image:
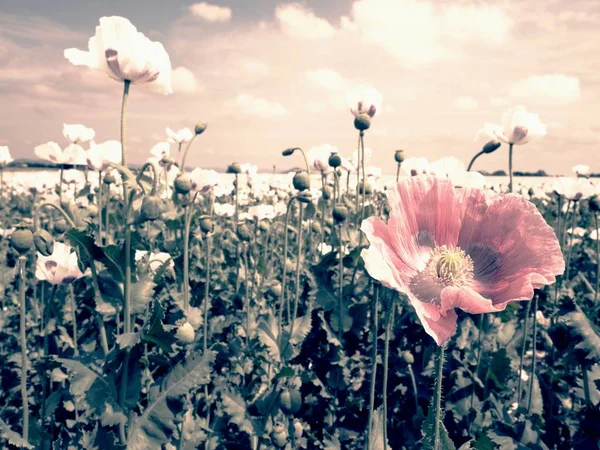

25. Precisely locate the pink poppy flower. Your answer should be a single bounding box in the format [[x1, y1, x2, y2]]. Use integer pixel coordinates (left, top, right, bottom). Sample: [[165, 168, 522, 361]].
[[361, 175, 564, 345]]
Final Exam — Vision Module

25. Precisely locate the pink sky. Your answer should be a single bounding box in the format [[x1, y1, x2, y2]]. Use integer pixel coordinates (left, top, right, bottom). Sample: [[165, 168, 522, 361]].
[[0, 0, 598, 174]]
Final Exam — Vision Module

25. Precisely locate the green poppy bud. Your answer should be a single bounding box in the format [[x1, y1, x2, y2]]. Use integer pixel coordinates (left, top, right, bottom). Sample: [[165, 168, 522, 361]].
[[87, 205, 99, 218], [199, 216, 213, 234], [103, 172, 116, 185], [293, 171, 310, 191], [227, 162, 242, 174], [269, 280, 282, 297], [10, 226, 34, 254], [237, 223, 252, 242], [53, 219, 69, 235], [328, 153, 342, 168], [282, 148, 296, 157], [332, 205, 348, 223], [258, 220, 270, 233], [174, 174, 192, 194], [311, 221, 321, 234], [141, 196, 162, 222], [194, 122, 208, 135], [33, 230, 54, 257], [394, 150, 405, 163], [482, 140, 501, 154], [271, 422, 288, 448], [354, 113, 371, 131], [278, 388, 302, 415], [296, 191, 312, 204], [322, 187, 332, 201]]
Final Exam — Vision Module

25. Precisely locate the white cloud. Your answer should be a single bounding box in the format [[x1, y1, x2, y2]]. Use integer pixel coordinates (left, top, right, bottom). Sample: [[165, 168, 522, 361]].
[[189, 2, 232, 22], [306, 69, 344, 90], [341, 0, 512, 66], [239, 58, 271, 78], [453, 96, 478, 110], [276, 4, 335, 40], [232, 94, 288, 118], [172, 67, 202, 95], [508, 74, 581, 105]]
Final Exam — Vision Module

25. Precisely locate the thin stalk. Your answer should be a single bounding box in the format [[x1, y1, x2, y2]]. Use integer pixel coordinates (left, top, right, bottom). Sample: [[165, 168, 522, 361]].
[[432, 345, 446, 450], [120, 80, 131, 167], [179, 134, 198, 173], [564, 202, 579, 280], [595, 212, 599, 303], [58, 165, 64, 204], [203, 191, 214, 353], [467, 149, 486, 172], [234, 173, 240, 291], [527, 296, 539, 414], [182, 205, 192, 314], [18, 256, 29, 443], [97, 171, 103, 245], [582, 363, 591, 406], [508, 143, 514, 193], [382, 294, 396, 449], [69, 284, 78, 357], [355, 133, 361, 220], [277, 196, 296, 349], [365, 284, 379, 450], [105, 189, 111, 245], [337, 224, 344, 342], [320, 171, 326, 251], [289, 203, 304, 338], [469, 314, 485, 431], [407, 363, 419, 414], [517, 299, 531, 406]]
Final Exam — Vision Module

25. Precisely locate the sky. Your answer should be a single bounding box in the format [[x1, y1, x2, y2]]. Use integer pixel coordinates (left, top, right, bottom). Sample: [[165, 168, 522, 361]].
[[0, 0, 599, 175]]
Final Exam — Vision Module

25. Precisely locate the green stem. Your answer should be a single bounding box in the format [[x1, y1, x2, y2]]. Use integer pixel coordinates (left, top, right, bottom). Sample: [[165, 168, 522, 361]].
[[382, 294, 395, 449], [395, 163, 400, 183], [365, 284, 379, 450], [595, 212, 599, 303], [527, 296, 539, 415], [182, 205, 192, 315], [203, 191, 214, 353], [69, 284, 78, 357], [59, 165, 64, 204], [320, 171, 326, 252], [337, 224, 344, 342], [582, 363, 591, 406], [432, 345, 446, 450], [289, 203, 304, 339], [120, 80, 130, 167], [277, 196, 296, 350], [517, 299, 531, 406], [469, 314, 485, 431], [564, 202, 578, 280], [508, 143, 514, 193], [467, 149, 486, 172], [179, 134, 197, 173], [135, 162, 159, 195], [18, 256, 29, 443], [97, 171, 103, 245]]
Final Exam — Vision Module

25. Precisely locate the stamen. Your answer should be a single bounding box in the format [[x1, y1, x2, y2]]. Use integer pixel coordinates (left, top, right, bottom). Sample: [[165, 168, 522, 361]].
[[425, 245, 474, 287]]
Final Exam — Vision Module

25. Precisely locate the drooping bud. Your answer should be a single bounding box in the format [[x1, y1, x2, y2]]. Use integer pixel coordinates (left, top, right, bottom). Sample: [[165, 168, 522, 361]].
[[53, 219, 69, 235], [296, 191, 312, 204], [140, 196, 162, 222], [332, 205, 348, 223], [227, 162, 242, 174], [199, 216, 213, 234], [33, 230, 55, 257], [174, 174, 192, 194], [328, 152, 342, 168], [10, 225, 34, 254], [482, 140, 501, 154], [394, 150, 405, 164], [358, 180, 373, 195], [237, 223, 252, 242], [194, 122, 208, 135], [161, 155, 176, 168], [282, 148, 296, 157], [292, 171, 310, 191], [354, 113, 371, 131], [103, 172, 116, 185]]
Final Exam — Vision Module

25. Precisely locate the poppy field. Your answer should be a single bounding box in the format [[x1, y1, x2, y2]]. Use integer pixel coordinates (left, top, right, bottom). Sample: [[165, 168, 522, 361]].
[[0, 15, 599, 450]]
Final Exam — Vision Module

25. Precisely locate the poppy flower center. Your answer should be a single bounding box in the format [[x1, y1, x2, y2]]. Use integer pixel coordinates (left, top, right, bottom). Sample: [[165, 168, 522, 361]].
[[426, 245, 474, 287]]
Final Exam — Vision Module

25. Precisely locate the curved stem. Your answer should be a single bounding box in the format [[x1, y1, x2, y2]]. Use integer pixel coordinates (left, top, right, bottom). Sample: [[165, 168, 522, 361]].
[[289, 202, 304, 339], [527, 296, 539, 414], [365, 284, 379, 450], [508, 143, 514, 193], [467, 149, 486, 172], [517, 299, 531, 407], [33, 202, 77, 231], [135, 162, 159, 196], [179, 134, 198, 173], [382, 294, 395, 449], [18, 256, 29, 443], [432, 345, 446, 450]]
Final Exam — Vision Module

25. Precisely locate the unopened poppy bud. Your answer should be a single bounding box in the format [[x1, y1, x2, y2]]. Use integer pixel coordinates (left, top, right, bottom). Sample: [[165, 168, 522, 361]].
[[33, 230, 54, 257], [10, 226, 33, 254], [282, 148, 296, 157], [141, 196, 162, 222], [332, 205, 348, 223], [482, 140, 501, 154], [322, 187, 332, 200], [354, 113, 371, 131], [174, 175, 192, 194], [279, 388, 302, 414], [53, 219, 69, 235], [199, 216, 213, 233], [296, 191, 312, 204], [271, 422, 288, 448], [293, 171, 310, 191], [394, 150, 405, 164], [328, 153, 342, 168], [269, 280, 282, 297], [194, 122, 207, 135], [311, 221, 321, 234], [237, 224, 252, 241], [227, 162, 241, 174], [175, 320, 195, 344], [258, 220, 270, 233], [402, 351, 415, 364], [589, 196, 600, 212], [104, 172, 116, 184]]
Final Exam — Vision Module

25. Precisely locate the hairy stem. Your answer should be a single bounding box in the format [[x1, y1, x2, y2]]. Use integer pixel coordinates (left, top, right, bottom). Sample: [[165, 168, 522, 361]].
[[517, 299, 531, 406], [18, 256, 29, 443]]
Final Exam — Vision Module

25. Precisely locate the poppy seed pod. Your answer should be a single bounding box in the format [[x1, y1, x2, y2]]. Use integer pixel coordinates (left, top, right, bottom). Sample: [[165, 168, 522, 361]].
[[482, 140, 502, 154], [293, 171, 310, 191], [103, 172, 116, 184], [174, 174, 192, 194], [33, 230, 54, 257], [141, 196, 162, 222], [296, 191, 312, 204], [332, 205, 348, 223], [394, 150, 405, 164], [53, 219, 69, 235], [237, 224, 252, 242], [328, 152, 342, 168], [10, 226, 34, 254], [227, 162, 242, 174], [354, 113, 371, 131], [322, 187, 332, 201], [199, 216, 213, 234], [589, 196, 600, 213], [194, 122, 207, 135]]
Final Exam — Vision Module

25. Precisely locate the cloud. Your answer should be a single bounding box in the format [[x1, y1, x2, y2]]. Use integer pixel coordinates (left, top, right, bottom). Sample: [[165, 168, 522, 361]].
[[276, 4, 335, 40], [239, 58, 271, 78], [453, 96, 478, 110], [341, 0, 512, 66], [508, 74, 581, 105], [231, 94, 288, 118], [189, 2, 232, 22], [171, 67, 202, 95], [305, 69, 344, 90]]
